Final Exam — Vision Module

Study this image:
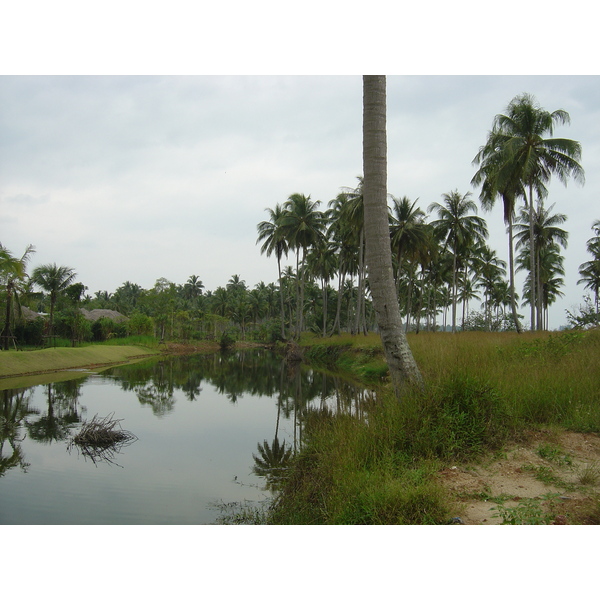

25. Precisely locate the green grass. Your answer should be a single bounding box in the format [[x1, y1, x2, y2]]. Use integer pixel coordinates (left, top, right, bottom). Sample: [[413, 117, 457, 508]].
[[0, 345, 159, 380], [266, 329, 600, 524]]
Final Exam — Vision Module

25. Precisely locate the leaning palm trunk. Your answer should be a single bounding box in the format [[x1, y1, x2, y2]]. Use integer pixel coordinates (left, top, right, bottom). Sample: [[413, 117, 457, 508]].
[[362, 75, 423, 396]]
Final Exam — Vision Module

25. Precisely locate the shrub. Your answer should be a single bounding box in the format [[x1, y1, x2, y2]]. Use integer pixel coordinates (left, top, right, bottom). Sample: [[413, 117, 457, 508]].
[[127, 312, 154, 337]]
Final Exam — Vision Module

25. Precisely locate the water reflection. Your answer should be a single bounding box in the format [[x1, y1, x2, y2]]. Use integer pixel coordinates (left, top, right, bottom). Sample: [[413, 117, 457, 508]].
[[0, 349, 374, 522], [26, 381, 84, 443], [1, 388, 37, 476]]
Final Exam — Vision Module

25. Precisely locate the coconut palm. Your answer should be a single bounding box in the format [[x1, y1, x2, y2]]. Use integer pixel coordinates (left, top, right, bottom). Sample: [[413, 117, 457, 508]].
[[327, 192, 359, 335], [306, 236, 337, 336], [473, 93, 584, 330], [389, 195, 431, 327], [428, 190, 488, 332], [362, 75, 423, 394], [578, 260, 600, 323], [472, 132, 525, 332], [30, 263, 76, 339], [1, 244, 35, 350], [257, 203, 290, 339], [279, 193, 326, 336], [183, 275, 204, 301], [474, 244, 507, 330], [339, 179, 369, 335], [514, 203, 568, 329], [578, 221, 600, 322]]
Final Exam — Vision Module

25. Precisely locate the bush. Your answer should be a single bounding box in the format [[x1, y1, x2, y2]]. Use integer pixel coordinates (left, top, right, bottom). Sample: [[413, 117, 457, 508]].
[[91, 317, 126, 342], [13, 317, 45, 346], [126, 312, 154, 337]]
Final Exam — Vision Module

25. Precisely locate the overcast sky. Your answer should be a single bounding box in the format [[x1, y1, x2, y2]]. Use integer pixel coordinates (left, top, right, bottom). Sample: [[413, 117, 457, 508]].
[[1, 74, 597, 328]]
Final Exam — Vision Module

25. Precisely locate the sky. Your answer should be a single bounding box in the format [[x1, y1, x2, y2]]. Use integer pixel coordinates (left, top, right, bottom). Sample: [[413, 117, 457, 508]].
[[1, 74, 597, 329]]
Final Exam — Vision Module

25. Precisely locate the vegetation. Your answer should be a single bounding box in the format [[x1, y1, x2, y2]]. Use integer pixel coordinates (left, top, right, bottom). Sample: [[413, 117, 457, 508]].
[[0, 94, 593, 349], [261, 328, 600, 524], [472, 93, 585, 332]]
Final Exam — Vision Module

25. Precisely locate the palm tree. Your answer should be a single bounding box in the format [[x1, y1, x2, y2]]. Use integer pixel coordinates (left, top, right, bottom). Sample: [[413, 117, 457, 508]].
[[327, 191, 359, 335], [473, 93, 584, 330], [306, 236, 337, 336], [279, 193, 325, 336], [472, 131, 525, 332], [183, 275, 204, 301], [257, 203, 290, 339], [389, 195, 431, 329], [474, 244, 507, 330], [1, 244, 35, 349], [340, 179, 369, 335], [579, 220, 600, 322], [514, 203, 568, 330], [30, 263, 76, 339], [362, 75, 423, 395], [428, 190, 488, 332]]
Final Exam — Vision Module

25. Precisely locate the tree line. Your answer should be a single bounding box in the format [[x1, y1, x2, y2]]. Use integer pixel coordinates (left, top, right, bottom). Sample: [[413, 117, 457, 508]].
[[2, 91, 596, 348]]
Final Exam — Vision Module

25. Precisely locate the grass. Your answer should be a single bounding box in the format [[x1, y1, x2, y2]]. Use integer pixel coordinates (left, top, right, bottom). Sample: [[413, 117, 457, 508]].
[[263, 328, 600, 525], [0, 345, 159, 380]]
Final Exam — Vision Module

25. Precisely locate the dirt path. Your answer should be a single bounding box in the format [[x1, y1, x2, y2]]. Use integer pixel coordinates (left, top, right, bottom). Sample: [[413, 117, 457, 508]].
[[440, 429, 600, 524]]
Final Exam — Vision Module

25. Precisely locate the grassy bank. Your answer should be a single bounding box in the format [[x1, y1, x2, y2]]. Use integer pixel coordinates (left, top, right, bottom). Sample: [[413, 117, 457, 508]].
[[0, 345, 159, 381], [263, 329, 600, 524]]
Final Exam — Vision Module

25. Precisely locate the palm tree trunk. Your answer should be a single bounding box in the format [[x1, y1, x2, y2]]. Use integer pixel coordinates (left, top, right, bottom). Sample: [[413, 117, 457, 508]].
[[507, 213, 522, 333], [362, 75, 423, 396], [331, 267, 344, 336], [277, 256, 286, 340], [355, 228, 365, 334], [528, 185, 536, 331], [452, 252, 457, 333]]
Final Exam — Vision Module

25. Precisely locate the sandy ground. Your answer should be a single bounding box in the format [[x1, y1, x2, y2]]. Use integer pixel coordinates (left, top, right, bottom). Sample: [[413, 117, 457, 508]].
[[439, 429, 600, 524]]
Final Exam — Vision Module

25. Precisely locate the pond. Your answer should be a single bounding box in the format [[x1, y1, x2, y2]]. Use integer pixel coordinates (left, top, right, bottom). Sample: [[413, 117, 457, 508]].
[[0, 349, 371, 524]]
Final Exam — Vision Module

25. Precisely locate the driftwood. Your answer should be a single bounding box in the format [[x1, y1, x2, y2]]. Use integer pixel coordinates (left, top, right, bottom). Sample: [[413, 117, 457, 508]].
[[68, 413, 137, 466]]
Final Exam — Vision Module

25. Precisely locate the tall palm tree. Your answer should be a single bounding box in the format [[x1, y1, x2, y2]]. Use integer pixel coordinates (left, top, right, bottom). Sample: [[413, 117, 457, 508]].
[[428, 190, 488, 332], [257, 203, 290, 339], [1, 244, 35, 349], [389, 195, 430, 320], [306, 236, 337, 336], [514, 203, 568, 330], [472, 133, 525, 332], [579, 220, 600, 322], [30, 263, 76, 339], [473, 93, 584, 330], [474, 244, 507, 330], [279, 193, 325, 337], [362, 75, 423, 395], [327, 191, 359, 335], [339, 179, 368, 335]]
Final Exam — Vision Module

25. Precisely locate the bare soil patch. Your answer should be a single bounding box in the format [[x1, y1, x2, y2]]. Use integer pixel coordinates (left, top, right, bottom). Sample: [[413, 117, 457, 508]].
[[440, 429, 600, 524]]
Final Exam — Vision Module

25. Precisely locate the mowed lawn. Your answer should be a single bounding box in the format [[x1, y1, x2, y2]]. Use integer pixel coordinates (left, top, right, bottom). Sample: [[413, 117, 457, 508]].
[[0, 346, 158, 379]]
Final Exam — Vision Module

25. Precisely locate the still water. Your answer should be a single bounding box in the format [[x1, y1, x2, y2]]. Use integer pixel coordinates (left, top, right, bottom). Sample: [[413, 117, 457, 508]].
[[0, 350, 368, 524]]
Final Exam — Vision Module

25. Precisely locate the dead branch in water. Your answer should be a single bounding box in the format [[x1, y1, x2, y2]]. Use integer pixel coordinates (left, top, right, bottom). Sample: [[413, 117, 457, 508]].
[[67, 413, 137, 466]]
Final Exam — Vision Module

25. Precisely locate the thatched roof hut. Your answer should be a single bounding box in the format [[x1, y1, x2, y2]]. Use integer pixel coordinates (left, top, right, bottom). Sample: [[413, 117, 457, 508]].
[[79, 308, 128, 323]]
